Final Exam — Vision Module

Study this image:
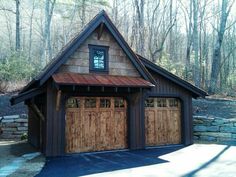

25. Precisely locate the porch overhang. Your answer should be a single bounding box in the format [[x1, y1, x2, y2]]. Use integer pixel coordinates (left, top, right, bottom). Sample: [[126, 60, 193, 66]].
[[52, 73, 155, 89]]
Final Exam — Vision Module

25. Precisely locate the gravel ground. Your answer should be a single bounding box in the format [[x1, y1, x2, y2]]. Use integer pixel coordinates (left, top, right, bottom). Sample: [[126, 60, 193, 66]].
[[0, 140, 45, 177], [0, 93, 27, 117], [193, 98, 236, 119]]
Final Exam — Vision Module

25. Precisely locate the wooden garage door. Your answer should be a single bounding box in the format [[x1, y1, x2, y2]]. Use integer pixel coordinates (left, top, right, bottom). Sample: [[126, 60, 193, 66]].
[[65, 97, 128, 153], [145, 98, 181, 146]]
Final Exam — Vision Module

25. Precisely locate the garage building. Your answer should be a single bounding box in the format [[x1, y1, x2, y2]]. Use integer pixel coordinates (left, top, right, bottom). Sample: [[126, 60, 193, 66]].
[[11, 10, 207, 157]]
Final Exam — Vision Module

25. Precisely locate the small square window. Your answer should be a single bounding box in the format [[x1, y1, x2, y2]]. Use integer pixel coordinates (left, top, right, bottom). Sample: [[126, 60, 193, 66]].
[[93, 50, 105, 69], [156, 98, 167, 107], [169, 98, 179, 107], [66, 98, 80, 108], [89, 45, 109, 72], [114, 98, 125, 108], [145, 98, 154, 107], [100, 99, 111, 108], [85, 98, 96, 108]]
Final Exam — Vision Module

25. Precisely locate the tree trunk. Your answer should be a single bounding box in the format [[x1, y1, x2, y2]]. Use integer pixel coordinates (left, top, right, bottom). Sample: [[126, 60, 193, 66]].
[[134, 0, 145, 55], [185, 0, 192, 81], [193, 0, 200, 87], [209, 0, 230, 93], [15, 0, 20, 51]]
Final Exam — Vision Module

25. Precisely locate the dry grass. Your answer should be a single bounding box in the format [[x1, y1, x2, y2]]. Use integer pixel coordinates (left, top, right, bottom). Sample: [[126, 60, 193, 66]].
[[0, 81, 28, 93]]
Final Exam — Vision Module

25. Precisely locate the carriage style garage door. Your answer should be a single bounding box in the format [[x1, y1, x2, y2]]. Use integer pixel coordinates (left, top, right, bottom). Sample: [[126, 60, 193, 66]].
[[145, 98, 181, 146], [65, 97, 128, 153]]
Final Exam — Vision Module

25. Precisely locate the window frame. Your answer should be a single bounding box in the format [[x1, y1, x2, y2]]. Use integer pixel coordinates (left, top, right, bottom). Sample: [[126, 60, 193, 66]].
[[89, 44, 109, 73]]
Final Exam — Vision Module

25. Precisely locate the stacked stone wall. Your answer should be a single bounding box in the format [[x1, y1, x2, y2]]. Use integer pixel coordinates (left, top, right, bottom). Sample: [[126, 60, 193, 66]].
[[0, 114, 28, 139], [194, 116, 236, 144]]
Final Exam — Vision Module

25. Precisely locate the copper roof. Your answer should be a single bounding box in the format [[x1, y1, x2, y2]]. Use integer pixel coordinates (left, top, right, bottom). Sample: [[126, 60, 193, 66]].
[[52, 73, 154, 88]]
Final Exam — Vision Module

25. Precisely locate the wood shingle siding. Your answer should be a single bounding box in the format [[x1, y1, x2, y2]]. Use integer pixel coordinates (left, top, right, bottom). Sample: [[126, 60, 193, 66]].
[[58, 28, 140, 77]]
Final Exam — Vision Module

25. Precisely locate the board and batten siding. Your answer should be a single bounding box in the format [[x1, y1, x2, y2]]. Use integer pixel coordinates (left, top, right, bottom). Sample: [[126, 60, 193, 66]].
[[147, 70, 193, 145], [58, 28, 140, 77]]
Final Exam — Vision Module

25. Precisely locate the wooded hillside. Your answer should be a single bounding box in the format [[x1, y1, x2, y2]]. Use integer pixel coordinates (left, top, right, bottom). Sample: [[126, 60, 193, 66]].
[[0, 0, 235, 95]]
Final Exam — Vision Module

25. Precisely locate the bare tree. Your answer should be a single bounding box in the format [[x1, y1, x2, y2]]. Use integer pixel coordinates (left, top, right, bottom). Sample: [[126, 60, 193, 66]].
[[42, 0, 56, 66], [134, 0, 145, 55], [193, 0, 200, 87], [209, 0, 235, 93], [15, 0, 20, 51]]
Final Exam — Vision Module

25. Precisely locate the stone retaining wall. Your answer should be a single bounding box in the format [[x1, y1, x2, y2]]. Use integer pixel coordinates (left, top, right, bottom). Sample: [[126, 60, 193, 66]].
[[193, 116, 236, 145], [0, 114, 28, 139]]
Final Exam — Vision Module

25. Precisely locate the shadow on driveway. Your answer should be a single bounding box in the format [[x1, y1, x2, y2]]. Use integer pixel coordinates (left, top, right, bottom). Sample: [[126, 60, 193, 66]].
[[36, 145, 183, 177], [182, 145, 231, 177]]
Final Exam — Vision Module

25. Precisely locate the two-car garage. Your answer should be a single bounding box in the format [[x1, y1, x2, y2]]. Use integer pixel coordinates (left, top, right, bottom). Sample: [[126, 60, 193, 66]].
[[65, 96, 182, 153]]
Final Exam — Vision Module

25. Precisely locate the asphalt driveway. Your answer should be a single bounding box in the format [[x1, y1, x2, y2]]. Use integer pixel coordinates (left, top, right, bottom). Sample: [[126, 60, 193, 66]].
[[37, 144, 236, 177]]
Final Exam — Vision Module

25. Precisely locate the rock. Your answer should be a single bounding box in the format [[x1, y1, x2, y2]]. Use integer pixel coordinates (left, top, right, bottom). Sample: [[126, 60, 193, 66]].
[[15, 118, 28, 123], [194, 125, 207, 132], [193, 115, 209, 119], [2, 127, 17, 131], [195, 132, 232, 138], [212, 118, 230, 125], [2, 119, 14, 123], [220, 127, 236, 133], [22, 123, 28, 127], [200, 136, 216, 141], [193, 119, 204, 124], [206, 126, 219, 132], [232, 134, 236, 139], [3, 115, 20, 119], [5, 123, 21, 128], [13, 131, 27, 135], [222, 123, 234, 127], [20, 114, 28, 119], [17, 127, 28, 131]]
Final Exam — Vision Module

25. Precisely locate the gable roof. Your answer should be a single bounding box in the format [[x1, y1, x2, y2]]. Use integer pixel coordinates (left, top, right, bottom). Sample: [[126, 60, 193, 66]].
[[20, 10, 155, 94], [138, 55, 208, 98]]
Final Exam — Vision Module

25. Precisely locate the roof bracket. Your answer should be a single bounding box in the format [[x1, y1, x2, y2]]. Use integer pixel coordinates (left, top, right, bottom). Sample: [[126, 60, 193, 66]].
[[56, 90, 61, 111], [97, 22, 104, 40], [29, 101, 45, 121]]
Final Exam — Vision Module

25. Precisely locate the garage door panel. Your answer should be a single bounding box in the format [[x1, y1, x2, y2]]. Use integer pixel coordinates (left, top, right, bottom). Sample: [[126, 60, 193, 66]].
[[65, 97, 127, 153], [145, 110, 155, 145], [114, 111, 127, 149], [145, 98, 181, 146]]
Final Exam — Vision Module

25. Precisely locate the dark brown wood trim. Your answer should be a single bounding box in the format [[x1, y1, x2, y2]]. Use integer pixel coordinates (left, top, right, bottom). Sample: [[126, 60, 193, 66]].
[[29, 102, 45, 121], [11, 87, 45, 105], [97, 22, 104, 40], [56, 90, 61, 111]]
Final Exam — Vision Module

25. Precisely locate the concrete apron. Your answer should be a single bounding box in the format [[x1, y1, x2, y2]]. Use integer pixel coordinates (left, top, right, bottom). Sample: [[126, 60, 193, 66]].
[[80, 144, 236, 177], [0, 152, 41, 177]]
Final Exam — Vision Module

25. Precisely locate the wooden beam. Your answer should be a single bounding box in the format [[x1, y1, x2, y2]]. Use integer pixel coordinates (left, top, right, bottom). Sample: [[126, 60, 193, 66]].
[[97, 22, 104, 40], [127, 87, 131, 92], [56, 90, 61, 111], [29, 103, 45, 121]]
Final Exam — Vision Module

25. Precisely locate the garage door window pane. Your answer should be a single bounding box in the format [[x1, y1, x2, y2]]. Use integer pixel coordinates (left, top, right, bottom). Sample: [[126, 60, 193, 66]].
[[100, 99, 111, 108], [169, 98, 179, 107], [145, 98, 154, 107], [156, 98, 167, 107], [115, 98, 124, 108], [66, 98, 80, 108], [85, 98, 96, 108]]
